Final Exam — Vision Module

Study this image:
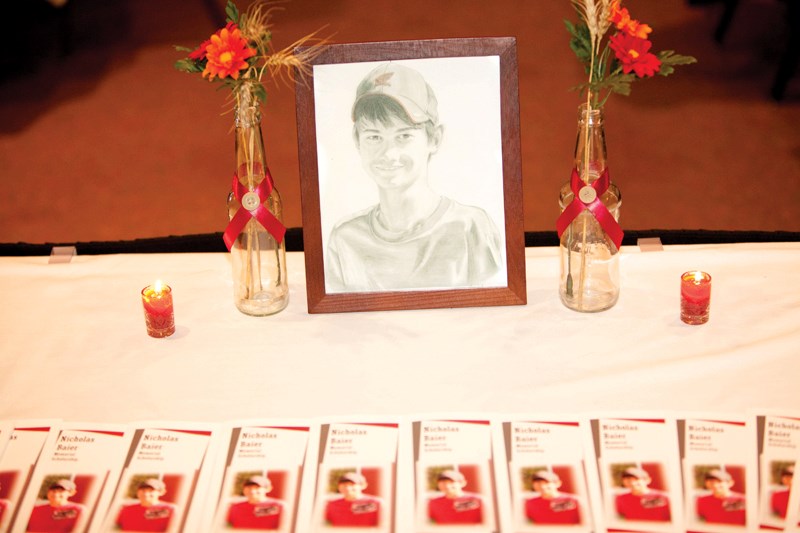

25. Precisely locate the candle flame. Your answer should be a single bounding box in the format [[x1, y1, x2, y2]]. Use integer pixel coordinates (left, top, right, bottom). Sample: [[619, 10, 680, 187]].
[[692, 272, 703, 283], [154, 280, 164, 294]]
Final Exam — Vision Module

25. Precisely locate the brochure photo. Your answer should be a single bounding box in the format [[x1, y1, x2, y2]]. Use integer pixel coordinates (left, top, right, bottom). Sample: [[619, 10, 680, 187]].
[[587, 415, 683, 533], [678, 413, 757, 532], [498, 417, 595, 532], [10, 422, 132, 533], [412, 418, 497, 532], [209, 421, 311, 532], [305, 420, 399, 532], [0, 423, 54, 533], [99, 424, 219, 533], [756, 411, 800, 531]]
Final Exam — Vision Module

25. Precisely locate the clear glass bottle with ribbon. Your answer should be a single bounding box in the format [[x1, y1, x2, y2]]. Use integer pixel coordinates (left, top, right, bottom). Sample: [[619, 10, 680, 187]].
[[224, 83, 289, 316], [556, 104, 623, 312]]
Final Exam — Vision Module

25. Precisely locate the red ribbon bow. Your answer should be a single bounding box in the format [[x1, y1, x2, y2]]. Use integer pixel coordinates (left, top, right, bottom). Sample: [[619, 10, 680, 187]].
[[556, 168, 624, 250], [223, 163, 286, 251]]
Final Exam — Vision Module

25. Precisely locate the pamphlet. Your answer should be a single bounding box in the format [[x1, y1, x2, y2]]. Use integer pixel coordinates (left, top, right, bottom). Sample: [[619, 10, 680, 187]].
[[411, 417, 498, 533], [299, 418, 400, 532], [10, 421, 132, 533], [494, 415, 596, 533], [786, 448, 800, 533], [206, 419, 312, 532], [678, 412, 757, 532], [755, 411, 800, 531], [586, 414, 683, 533], [0, 422, 55, 532], [98, 422, 221, 533]]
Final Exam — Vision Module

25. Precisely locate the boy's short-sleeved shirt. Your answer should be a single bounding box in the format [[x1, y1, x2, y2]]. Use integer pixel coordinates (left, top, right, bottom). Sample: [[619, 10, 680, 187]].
[[771, 488, 790, 518], [326, 197, 503, 293], [27, 503, 84, 532], [525, 494, 581, 524], [696, 492, 746, 525], [428, 493, 483, 524], [116, 502, 175, 532], [615, 490, 671, 521], [324, 496, 380, 526], [227, 499, 283, 529]]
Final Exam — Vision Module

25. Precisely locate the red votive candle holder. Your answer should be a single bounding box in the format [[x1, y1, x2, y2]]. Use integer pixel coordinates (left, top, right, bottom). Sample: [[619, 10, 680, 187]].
[[141, 281, 175, 338], [680, 271, 711, 325]]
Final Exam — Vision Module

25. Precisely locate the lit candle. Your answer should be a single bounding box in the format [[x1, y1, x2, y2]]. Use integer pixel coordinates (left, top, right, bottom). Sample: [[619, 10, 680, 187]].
[[680, 271, 711, 325], [141, 281, 175, 338]]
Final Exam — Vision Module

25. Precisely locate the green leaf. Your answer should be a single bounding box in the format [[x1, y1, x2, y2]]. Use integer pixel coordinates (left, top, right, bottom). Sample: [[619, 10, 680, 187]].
[[567, 24, 593, 66], [657, 50, 698, 77], [225, 0, 239, 24], [174, 59, 204, 73], [658, 50, 698, 66], [564, 19, 578, 37], [173, 45, 194, 52], [252, 83, 267, 104], [593, 72, 636, 97]]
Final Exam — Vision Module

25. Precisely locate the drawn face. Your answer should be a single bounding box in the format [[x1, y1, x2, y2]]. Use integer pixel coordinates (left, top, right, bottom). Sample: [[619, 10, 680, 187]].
[[337, 481, 364, 501], [137, 487, 164, 507], [243, 483, 271, 503], [355, 116, 441, 192], [47, 488, 73, 507]]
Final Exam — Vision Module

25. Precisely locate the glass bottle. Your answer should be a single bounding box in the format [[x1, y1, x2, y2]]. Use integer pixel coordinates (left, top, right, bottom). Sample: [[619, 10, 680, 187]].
[[558, 104, 622, 312], [226, 85, 289, 316]]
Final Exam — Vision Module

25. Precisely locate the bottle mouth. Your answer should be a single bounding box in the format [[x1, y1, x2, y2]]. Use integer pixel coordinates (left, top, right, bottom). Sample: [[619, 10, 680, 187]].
[[577, 102, 603, 124]]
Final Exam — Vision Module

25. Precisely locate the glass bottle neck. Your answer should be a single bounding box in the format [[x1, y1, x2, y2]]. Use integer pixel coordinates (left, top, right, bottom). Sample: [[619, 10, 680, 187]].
[[234, 82, 262, 128], [235, 105, 261, 129], [574, 104, 607, 183], [234, 99, 266, 189]]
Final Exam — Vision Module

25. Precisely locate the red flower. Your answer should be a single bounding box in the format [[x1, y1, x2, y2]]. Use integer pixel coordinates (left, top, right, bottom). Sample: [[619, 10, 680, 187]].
[[201, 23, 256, 80], [189, 23, 238, 61], [188, 39, 210, 61], [609, 33, 661, 77]]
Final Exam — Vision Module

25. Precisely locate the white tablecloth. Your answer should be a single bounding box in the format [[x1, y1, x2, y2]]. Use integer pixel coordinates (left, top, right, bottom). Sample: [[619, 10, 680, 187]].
[[1, 243, 798, 423]]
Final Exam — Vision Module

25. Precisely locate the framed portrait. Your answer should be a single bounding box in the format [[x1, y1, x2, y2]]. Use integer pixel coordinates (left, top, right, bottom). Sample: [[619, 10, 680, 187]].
[[295, 37, 526, 313]]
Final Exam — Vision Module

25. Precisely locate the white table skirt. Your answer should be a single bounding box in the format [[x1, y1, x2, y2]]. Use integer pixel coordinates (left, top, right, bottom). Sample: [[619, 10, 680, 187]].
[[0, 242, 798, 423]]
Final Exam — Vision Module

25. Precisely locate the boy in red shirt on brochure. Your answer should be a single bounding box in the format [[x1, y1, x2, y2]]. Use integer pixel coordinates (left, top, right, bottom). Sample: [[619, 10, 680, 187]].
[[116, 478, 176, 532], [324, 472, 380, 526], [614, 466, 671, 522], [26, 479, 84, 532], [771, 465, 793, 519], [226, 475, 283, 530], [428, 469, 484, 524], [525, 470, 581, 524], [696, 469, 746, 525]]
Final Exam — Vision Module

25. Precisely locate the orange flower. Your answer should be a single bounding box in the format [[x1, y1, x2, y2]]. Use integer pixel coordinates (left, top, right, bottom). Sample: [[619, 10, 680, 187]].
[[609, 0, 652, 39], [202, 24, 256, 80]]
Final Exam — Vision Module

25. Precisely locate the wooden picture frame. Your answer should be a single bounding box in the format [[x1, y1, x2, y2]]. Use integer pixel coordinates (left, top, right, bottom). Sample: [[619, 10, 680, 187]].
[[295, 37, 526, 313]]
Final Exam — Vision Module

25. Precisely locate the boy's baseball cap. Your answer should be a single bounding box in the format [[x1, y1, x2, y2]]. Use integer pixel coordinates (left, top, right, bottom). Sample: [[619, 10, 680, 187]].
[[138, 478, 166, 491], [49, 479, 77, 491], [437, 469, 465, 483], [621, 467, 650, 479], [338, 472, 366, 484], [244, 475, 271, 487], [353, 63, 439, 124], [704, 469, 732, 482], [532, 470, 560, 482]]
